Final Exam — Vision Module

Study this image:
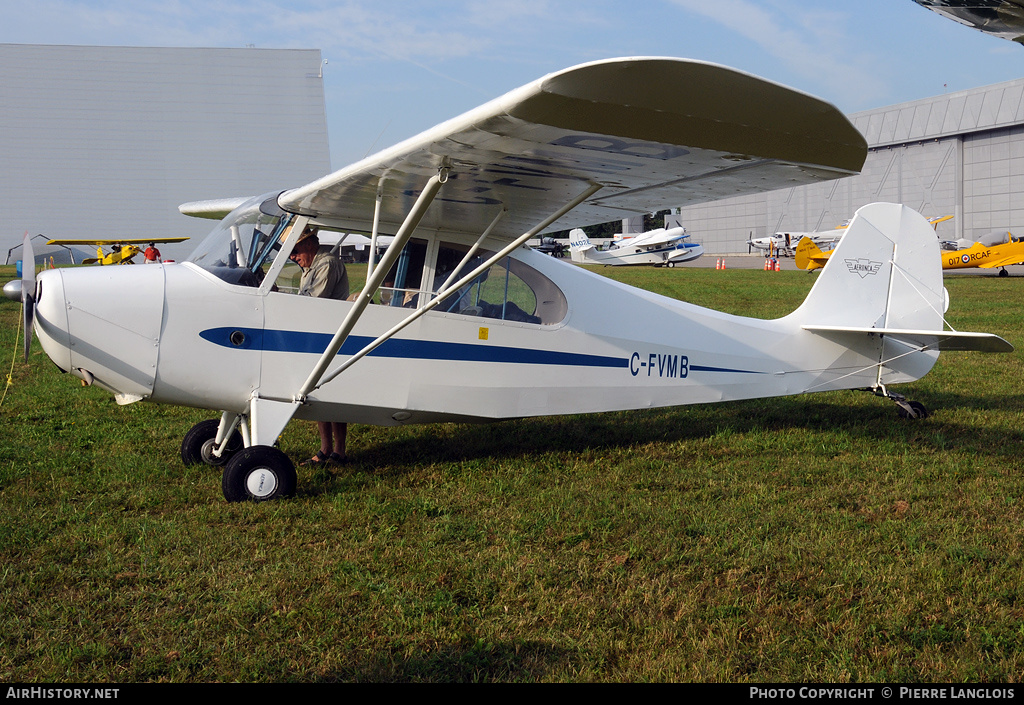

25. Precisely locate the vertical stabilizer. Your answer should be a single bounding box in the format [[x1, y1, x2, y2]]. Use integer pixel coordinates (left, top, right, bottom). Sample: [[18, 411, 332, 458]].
[[568, 228, 593, 264], [788, 203, 947, 385]]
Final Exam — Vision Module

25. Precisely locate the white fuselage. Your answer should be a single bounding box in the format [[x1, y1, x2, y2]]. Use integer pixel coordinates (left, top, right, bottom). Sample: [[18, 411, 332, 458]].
[[31, 232, 920, 430]]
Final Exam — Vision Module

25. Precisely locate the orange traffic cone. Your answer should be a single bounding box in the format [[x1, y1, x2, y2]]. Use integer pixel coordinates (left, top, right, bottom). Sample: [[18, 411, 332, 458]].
[[774, 259, 780, 272]]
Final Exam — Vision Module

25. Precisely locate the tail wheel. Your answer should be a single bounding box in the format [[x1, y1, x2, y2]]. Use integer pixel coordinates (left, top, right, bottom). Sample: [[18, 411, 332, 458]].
[[896, 400, 929, 420], [222, 446, 296, 502], [181, 419, 242, 466]]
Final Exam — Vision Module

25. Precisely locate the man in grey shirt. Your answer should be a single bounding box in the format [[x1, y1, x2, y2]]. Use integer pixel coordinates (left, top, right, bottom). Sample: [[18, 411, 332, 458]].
[[290, 227, 351, 465], [292, 229, 350, 300]]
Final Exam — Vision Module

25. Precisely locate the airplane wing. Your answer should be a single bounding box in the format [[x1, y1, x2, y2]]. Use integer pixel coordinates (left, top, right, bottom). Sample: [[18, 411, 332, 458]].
[[279, 57, 867, 240], [626, 229, 687, 248], [913, 1, 1024, 43], [47, 237, 190, 245], [979, 252, 1024, 268], [178, 197, 252, 220]]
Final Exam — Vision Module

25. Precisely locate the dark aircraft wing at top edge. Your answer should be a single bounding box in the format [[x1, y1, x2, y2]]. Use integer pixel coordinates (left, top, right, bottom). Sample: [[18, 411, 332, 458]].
[[913, 0, 1024, 43]]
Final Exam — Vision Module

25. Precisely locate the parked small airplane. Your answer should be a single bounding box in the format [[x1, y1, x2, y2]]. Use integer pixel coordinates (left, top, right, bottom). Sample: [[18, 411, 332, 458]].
[[795, 237, 835, 271], [748, 230, 837, 257], [6, 58, 1012, 504], [46, 237, 190, 265], [941, 230, 1024, 275], [795, 218, 1021, 275], [568, 225, 702, 266], [757, 215, 954, 260]]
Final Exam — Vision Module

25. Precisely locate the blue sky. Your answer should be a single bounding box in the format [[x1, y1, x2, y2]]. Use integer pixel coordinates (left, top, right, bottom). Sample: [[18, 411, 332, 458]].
[[3, 0, 1022, 172]]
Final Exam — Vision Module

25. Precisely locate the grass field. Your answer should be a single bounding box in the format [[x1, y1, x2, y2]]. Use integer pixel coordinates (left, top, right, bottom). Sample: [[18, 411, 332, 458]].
[[1, 262, 1023, 682]]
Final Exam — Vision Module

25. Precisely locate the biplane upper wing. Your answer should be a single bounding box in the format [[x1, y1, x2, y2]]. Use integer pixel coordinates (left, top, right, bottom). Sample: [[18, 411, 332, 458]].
[[279, 57, 868, 240], [47, 237, 190, 245]]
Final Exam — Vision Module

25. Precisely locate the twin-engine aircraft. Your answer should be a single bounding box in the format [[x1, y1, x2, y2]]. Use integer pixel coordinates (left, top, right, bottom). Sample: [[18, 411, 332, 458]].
[[46, 237, 189, 265], [6, 57, 1012, 503], [568, 225, 702, 266]]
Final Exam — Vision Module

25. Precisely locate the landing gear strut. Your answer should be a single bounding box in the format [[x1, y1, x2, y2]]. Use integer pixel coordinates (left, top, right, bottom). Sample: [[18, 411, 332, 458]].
[[873, 387, 928, 419], [180, 419, 242, 466]]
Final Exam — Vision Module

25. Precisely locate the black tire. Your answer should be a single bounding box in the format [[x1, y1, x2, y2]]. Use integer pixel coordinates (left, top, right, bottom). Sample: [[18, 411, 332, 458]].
[[180, 419, 242, 466], [896, 400, 929, 420], [222, 446, 296, 502]]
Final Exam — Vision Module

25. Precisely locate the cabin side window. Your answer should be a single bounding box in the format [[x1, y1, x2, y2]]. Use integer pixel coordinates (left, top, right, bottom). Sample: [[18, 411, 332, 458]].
[[429, 242, 567, 326], [377, 238, 428, 307]]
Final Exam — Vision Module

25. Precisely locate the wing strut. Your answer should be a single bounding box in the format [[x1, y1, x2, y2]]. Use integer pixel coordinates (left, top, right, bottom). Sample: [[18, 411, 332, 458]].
[[367, 175, 387, 278], [296, 167, 451, 401], [308, 182, 604, 394]]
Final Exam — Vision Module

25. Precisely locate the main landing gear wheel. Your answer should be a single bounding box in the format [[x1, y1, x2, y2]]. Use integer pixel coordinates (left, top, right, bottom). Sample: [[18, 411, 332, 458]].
[[180, 419, 242, 467], [221, 446, 296, 502]]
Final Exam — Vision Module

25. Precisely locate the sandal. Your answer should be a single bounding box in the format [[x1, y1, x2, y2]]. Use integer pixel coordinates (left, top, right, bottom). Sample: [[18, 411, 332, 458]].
[[301, 450, 331, 466], [329, 452, 347, 465]]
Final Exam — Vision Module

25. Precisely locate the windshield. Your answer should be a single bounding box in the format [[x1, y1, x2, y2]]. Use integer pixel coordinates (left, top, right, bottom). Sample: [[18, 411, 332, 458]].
[[186, 192, 295, 286]]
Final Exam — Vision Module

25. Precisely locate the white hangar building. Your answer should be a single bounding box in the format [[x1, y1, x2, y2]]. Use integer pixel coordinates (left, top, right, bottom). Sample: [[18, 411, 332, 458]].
[[678, 76, 1024, 255], [0, 44, 330, 262]]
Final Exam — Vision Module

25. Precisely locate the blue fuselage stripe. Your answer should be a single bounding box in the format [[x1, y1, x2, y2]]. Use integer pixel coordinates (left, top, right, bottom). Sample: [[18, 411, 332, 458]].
[[200, 327, 629, 368], [199, 327, 765, 375]]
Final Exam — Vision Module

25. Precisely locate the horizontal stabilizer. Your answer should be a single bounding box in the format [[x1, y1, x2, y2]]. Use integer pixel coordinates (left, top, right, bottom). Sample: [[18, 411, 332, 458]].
[[803, 325, 1014, 353]]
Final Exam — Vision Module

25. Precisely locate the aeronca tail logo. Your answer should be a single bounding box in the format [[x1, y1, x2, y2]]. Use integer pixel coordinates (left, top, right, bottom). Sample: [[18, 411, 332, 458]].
[[845, 258, 883, 278]]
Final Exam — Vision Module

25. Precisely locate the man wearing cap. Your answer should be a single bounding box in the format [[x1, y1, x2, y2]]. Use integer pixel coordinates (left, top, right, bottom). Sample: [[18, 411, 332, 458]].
[[290, 226, 350, 465], [291, 227, 349, 299]]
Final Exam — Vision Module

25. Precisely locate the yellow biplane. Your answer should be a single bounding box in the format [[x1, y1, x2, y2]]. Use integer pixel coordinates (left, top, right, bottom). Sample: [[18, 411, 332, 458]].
[[46, 237, 189, 265]]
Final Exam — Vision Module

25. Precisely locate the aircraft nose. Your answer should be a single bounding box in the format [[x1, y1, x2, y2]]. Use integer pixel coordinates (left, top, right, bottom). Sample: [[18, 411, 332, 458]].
[[38, 266, 165, 403], [33, 269, 72, 373]]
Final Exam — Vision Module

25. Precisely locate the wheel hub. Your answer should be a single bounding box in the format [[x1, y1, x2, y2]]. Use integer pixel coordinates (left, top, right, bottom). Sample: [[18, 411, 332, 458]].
[[246, 468, 279, 498], [201, 438, 227, 466]]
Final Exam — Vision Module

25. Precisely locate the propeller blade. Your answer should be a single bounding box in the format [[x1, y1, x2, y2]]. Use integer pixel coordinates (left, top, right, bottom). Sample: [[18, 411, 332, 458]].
[[22, 233, 36, 361]]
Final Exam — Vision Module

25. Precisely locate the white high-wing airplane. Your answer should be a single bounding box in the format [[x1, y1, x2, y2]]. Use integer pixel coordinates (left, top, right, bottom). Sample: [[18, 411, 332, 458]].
[[6, 58, 1013, 503], [748, 229, 844, 257], [749, 215, 953, 257], [568, 225, 702, 266]]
